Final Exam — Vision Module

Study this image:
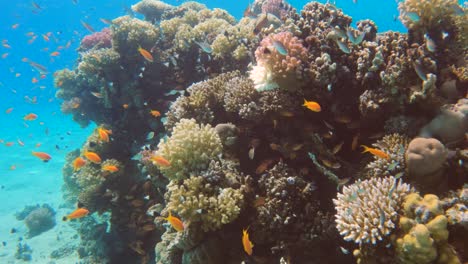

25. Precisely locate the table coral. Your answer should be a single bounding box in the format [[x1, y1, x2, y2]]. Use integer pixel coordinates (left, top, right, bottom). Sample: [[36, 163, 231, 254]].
[[334, 176, 413, 245], [155, 118, 222, 180], [132, 0, 174, 22]]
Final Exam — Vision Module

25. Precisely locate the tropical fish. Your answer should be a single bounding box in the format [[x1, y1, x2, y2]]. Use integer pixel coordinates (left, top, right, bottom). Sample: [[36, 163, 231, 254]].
[[23, 113, 38, 121], [361, 145, 390, 159], [243, 4, 256, 18], [303, 99, 321, 112], [406, 12, 420, 22], [102, 165, 119, 173], [271, 40, 288, 55], [335, 39, 350, 54], [31, 151, 52, 162], [5, 107, 13, 114], [150, 110, 161, 117], [151, 155, 171, 167], [138, 46, 154, 62], [424, 34, 436, 52], [253, 13, 268, 35], [97, 127, 110, 142], [91, 91, 103, 98], [194, 39, 213, 54], [17, 139, 25, 146], [27, 60, 49, 74], [100, 18, 113, 25], [73, 157, 86, 171], [50, 51, 60, 56], [413, 61, 427, 81], [146, 131, 155, 140], [84, 151, 102, 164], [80, 20, 95, 33], [63, 207, 89, 221], [164, 211, 184, 232], [242, 228, 254, 256]]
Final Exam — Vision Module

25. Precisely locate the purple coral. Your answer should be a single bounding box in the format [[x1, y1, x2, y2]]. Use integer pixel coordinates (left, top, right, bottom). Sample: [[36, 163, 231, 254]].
[[79, 28, 112, 51], [260, 0, 295, 19]]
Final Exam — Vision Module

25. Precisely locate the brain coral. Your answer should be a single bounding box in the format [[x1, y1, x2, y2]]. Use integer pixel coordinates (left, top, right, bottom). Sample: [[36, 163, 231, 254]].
[[155, 118, 222, 180], [333, 176, 413, 245], [165, 175, 244, 232]]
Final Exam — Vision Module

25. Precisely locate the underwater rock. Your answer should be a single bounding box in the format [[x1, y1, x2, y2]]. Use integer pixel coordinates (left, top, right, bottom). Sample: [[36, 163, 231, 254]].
[[405, 137, 448, 192], [22, 204, 56, 238]]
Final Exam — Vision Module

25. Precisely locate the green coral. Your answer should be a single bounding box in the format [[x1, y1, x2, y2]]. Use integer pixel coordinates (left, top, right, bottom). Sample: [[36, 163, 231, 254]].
[[155, 118, 222, 180], [165, 175, 243, 232], [395, 193, 461, 264]]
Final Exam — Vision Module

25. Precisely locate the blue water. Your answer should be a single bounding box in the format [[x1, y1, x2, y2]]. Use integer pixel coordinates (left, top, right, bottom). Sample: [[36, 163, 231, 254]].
[[0, 0, 462, 263]]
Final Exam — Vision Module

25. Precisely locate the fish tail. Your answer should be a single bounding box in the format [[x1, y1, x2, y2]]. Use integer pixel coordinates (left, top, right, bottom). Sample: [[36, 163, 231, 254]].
[[303, 99, 308, 106], [360, 145, 369, 153]]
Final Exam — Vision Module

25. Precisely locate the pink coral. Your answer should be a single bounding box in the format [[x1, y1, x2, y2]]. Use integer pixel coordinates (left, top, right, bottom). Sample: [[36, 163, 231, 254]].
[[79, 28, 112, 51], [256, 31, 307, 74]]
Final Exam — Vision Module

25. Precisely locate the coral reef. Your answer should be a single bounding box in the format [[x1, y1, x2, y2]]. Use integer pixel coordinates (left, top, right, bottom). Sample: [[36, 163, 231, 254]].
[[155, 118, 223, 180], [132, 0, 174, 22], [334, 176, 413, 245], [79, 28, 112, 51], [405, 137, 448, 192]]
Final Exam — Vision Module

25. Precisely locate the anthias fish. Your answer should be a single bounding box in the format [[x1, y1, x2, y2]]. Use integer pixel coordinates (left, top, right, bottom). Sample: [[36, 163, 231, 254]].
[[63, 207, 89, 221]]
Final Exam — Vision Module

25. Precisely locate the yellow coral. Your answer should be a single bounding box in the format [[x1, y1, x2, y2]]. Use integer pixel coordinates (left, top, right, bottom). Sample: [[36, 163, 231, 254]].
[[396, 223, 437, 264], [155, 119, 222, 180]]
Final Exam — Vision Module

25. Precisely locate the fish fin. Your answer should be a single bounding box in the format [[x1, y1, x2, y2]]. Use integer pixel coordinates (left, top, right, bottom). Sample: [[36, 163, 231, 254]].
[[360, 145, 368, 153]]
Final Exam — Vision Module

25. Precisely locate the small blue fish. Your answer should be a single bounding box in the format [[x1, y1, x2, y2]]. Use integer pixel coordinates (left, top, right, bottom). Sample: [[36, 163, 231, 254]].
[[406, 12, 420, 22], [194, 40, 212, 54], [335, 39, 350, 54], [272, 40, 288, 55]]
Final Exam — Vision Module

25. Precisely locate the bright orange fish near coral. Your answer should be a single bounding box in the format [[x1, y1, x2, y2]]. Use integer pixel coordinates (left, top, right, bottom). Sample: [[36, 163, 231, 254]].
[[73, 157, 86, 171], [242, 227, 254, 256], [63, 207, 90, 221], [303, 99, 321, 112], [84, 151, 102, 164], [31, 151, 52, 162], [150, 110, 161, 117], [138, 46, 154, 63], [361, 145, 390, 160], [97, 127, 111, 143], [163, 211, 184, 232], [102, 164, 119, 173], [151, 155, 171, 167]]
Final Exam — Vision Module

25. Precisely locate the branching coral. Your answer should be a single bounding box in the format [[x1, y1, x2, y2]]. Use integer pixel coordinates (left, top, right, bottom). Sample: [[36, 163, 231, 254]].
[[165, 175, 244, 232], [364, 133, 409, 179], [250, 31, 308, 91], [155, 119, 222, 180], [442, 187, 468, 229], [334, 176, 413, 245]]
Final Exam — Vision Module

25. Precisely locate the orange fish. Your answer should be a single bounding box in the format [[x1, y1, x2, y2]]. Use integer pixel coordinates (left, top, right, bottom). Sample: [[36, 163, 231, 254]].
[[122, 104, 129, 109], [50, 51, 60, 56], [10, 164, 16, 170], [1, 53, 9, 59], [102, 165, 119, 173], [73, 157, 86, 171], [11, 23, 20, 29], [80, 20, 95, 33], [84, 151, 102, 164], [164, 211, 184, 232], [63, 207, 90, 221], [24, 113, 38, 121], [5, 107, 13, 114], [150, 110, 161, 117], [151, 155, 171, 167], [31, 151, 52, 162], [5, 142, 14, 147], [242, 228, 254, 256], [361, 145, 390, 160], [42, 34, 49, 42], [138, 46, 154, 63], [303, 99, 321, 112], [97, 127, 109, 142], [32, 77, 39, 83]]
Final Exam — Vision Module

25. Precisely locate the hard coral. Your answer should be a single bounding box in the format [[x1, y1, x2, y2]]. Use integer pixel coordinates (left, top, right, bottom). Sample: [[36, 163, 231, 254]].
[[334, 176, 413, 245], [24, 205, 56, 238], [405, 137, 448, 192], [155, 119, 222, 180], [364, 133, 409, 179], [165, 175, 244, 232], [131, 0, 174, 22], [251, 31, 308, 91]]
